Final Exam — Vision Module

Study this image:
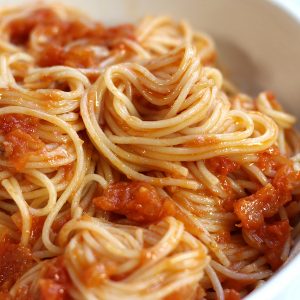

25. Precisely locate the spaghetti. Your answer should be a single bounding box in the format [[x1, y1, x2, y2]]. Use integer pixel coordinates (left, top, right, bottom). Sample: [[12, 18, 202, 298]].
[[0, 3, 299, 300]]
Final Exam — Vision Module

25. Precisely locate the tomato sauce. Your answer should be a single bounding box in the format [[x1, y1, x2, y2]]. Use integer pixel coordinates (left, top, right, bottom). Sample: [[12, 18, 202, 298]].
[[0, 242, 35, 292], [61, 164, 74, 182], [7, 8, 135, 68], [11, 212, 45, 245], [223, 278, 255, 293], [0, 114, 38, 134], [219, 175, 240, 210], [0, 286, 32, 300], [93, 181, 176, 223], [234, 148, 299, 270], [0, 114, 44, 171], [256, 146, 291, 174], [234, 164, 300, 230], [214, 230, 231, 244], [234, 183, 282, 230], [0, 291, 10, 300], [30, 216, 46, 243], [206, 156, 240, 176], [81, 260, 117, 287], [52, 212, 71, 234], [3, 129, 44, 170], [223, 289, 241, 300], [8, 9, 59, 45], [243, 220, 290, 270], [39, 257, 71, 300], [163, 285, 199, 300], [205, 156, 241, 209]]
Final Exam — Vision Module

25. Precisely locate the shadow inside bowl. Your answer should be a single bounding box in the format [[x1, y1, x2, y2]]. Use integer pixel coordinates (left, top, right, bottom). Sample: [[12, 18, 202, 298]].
[[216, 36, 268, 96]]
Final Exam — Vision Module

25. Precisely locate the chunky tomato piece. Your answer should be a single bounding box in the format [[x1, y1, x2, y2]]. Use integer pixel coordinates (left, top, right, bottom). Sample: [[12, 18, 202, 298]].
[[234, 183, 280, 230], [206, 156, 240, 176], [0, 114, 44, 171], [234, 164, 299, 230], [234, 150, 298, 270], [3, 129, 44, 171], [257, 146, 290, 174], [37, 23, 134, 68], [8, 9, 59, 45], [243, 220, 290, 270], [93, 181, 176, 223]]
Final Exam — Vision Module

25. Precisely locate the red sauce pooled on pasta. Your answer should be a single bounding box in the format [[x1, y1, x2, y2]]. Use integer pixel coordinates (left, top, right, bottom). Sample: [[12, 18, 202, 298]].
[[214, 230, 231, 244], [2, 6, 299, 299], [256, 146, 290, 173], [93, 181, 176, 223], [223, 289, 241, 300], [39, 257, 71, 300], [8, 8, 58, 45], [11, 212, 46, 245], [233, 146, 300, 269], [52, 212, 72, 234], [0, 242, 35, 292], [206, 156, 240, 176], [81, 260, 118, 287], [205, 156, 241, 210], [7, 8, 135, 68], [243, 220, 290, 270], [0, 114, 44, 171], [0, 287, 30, 300], [0, 114, 38, 134]]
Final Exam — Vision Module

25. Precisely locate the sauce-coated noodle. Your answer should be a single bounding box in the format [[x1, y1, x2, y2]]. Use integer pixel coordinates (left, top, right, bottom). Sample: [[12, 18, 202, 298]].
[[0, 3, 299, 300]]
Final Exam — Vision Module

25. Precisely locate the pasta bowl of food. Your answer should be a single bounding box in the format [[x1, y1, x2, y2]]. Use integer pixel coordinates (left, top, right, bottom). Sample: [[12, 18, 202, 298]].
[[0, 0, 299, 299]]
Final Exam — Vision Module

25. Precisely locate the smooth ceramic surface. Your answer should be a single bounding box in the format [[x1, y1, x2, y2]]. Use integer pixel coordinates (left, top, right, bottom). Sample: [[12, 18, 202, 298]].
[[0, 1, 299, 299]]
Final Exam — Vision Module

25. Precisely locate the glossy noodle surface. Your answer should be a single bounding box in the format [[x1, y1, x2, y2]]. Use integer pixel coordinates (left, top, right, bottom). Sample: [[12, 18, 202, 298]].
[[0, 3, 299, 300]]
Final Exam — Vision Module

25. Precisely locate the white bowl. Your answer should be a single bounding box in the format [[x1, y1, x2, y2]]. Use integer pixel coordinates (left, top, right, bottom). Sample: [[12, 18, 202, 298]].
[[1, 0, 299, 299]]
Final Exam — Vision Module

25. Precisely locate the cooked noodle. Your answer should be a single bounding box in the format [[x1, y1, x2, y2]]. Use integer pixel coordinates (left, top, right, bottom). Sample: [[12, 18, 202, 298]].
[[0, 3, 299, 300]]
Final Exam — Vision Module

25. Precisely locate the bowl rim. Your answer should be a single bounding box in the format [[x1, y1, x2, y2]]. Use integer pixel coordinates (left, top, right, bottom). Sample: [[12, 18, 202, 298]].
[[245, 4, 300, 299]]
